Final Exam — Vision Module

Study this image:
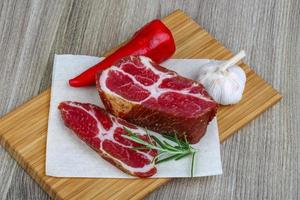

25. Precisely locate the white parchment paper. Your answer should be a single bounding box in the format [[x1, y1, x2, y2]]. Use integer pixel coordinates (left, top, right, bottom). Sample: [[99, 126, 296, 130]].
[[46, 55, 222, 178]]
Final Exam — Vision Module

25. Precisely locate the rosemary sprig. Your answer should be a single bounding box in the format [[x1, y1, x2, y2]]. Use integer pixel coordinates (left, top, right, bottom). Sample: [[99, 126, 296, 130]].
[[122, 127, 197, 177]]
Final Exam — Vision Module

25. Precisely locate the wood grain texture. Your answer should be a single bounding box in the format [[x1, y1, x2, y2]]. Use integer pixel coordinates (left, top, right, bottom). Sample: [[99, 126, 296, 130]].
[[0, 9, 281, 200], [0, 0, 298, 200]]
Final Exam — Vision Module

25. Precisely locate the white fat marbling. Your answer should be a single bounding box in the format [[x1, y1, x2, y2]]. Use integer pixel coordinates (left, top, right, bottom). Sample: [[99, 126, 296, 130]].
[[46, 55, 222, 178]]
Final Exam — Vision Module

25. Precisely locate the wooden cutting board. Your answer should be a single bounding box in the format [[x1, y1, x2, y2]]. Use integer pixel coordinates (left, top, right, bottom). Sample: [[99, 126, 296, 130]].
[[0, 10, 281, 200]]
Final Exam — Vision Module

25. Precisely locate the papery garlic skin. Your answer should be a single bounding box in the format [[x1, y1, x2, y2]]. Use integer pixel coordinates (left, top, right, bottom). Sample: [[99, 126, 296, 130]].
[[197, 61, 246, 105]]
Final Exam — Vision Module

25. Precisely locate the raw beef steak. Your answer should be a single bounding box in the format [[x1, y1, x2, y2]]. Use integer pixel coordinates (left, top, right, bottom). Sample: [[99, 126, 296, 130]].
[[96, 56, 218, 144], [58, 101, 157, 178]]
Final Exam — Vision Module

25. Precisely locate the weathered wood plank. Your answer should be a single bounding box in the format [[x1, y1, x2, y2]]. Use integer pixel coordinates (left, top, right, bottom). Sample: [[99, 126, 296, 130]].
[[0, 0, 298, 200]]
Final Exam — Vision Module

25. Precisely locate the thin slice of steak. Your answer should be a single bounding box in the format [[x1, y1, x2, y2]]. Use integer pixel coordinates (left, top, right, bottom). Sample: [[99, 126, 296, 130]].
[[58, 101, 157, 178], [96, 56, 218, 144]]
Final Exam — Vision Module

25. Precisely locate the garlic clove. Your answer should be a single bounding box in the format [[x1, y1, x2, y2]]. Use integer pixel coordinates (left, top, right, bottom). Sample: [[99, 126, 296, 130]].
[[220, 74, 244, 105], [196, 51, 247, 105]]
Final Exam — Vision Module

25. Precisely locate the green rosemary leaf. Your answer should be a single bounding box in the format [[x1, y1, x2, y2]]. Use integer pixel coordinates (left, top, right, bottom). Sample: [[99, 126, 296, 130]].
[[162, 134, 188, 148], [123, 135, 162, 152], [122, 127, 198, 177], [150, 135, 165, 148], [161, 134, 178, 143], [122, 134, 148, 145], [174, 152, 191, 160], [123, 127, 135, 136], [174, 133, 182, 148], [156, 154, 182, 164], [191, 152, 196, 177], [162, 140, 181, 151]]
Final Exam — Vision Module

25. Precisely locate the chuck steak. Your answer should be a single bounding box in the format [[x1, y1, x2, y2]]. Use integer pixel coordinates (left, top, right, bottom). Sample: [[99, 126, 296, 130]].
[[58, 101, 157, 178], [96, 56, 218, 144]]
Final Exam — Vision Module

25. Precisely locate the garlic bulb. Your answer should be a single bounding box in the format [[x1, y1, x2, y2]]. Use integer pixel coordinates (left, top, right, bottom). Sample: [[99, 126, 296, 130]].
[[197, 51, 246, 105]]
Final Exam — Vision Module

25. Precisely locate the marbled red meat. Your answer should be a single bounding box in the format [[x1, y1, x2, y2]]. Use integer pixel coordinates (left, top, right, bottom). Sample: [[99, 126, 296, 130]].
[[96, 56, 218, 144], [58, 101, 157, 178]]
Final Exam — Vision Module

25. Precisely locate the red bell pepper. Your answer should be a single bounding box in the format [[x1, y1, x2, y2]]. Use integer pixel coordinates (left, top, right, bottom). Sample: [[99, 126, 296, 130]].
[[69, 19, 176, 87]]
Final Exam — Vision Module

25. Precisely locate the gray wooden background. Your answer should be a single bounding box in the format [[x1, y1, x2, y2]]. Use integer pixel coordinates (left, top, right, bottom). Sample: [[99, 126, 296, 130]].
[[0, 0, 299, 199]]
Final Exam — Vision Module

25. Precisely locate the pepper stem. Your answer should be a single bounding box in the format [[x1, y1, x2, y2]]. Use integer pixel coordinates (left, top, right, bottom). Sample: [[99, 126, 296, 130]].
[[219, 50, 246, 72]]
